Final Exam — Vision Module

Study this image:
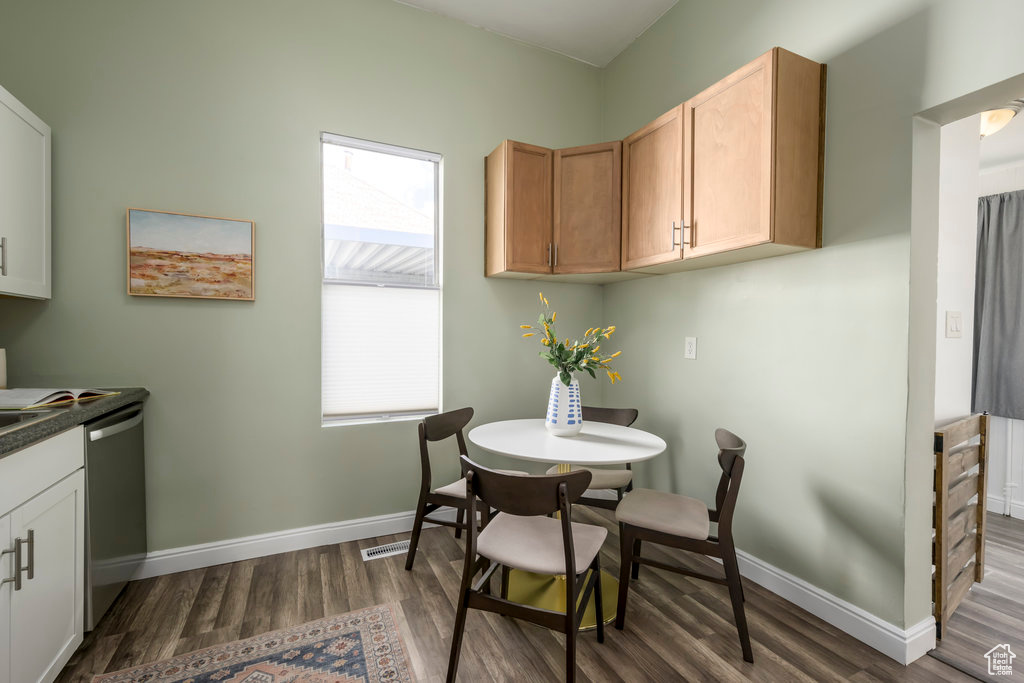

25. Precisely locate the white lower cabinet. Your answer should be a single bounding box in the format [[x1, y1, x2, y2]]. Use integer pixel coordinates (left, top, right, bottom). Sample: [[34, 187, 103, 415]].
[[0, 428, 85, 683], [0, 513, 10, 683]]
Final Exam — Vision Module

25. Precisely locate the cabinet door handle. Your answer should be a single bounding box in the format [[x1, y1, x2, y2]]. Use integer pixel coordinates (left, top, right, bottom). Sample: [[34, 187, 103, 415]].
[[671, 221, 683, 249], [554, 244, 558, 267], [1, 536, 23, 590], [24, 529, 34, 581], [1, 236, 7, 276], [547, 243, 552, 267]]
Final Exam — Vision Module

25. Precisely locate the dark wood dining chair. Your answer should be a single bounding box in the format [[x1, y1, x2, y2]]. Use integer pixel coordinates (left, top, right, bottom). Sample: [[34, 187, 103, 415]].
[[545, 406, 639, 510], [447, 455, 606, 682], [614, 428, 753, 663], [406, 408, 524, 571]]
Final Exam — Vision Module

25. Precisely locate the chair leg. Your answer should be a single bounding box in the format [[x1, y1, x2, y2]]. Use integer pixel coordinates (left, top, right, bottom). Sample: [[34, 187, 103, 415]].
[[445, 588, 470, 682], [565, 569, 577, 682], [722, 544, 753, 663], [631, 538, 642, 580], [615, 527, 632, 630], [454, 507, 465, 539], [501, 564, 510, 600], [405, 501, 426, 571], [592, 557, 605, 644]]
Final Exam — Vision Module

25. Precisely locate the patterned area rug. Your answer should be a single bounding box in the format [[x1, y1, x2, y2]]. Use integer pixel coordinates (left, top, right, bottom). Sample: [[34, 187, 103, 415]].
[[93, 604, 414, 683]]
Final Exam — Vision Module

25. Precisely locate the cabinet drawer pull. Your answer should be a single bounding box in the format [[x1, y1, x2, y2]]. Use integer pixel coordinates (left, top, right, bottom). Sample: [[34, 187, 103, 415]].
[[1, 236, 7, 276], [1, 536, 25, 590], [24, 529, 34, 581]]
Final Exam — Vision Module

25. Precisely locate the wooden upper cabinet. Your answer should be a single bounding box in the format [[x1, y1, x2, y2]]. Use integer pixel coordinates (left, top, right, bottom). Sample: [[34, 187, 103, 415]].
[[484, 47, 824, 280], [683, 47, 824, 261], [621, 105, 685, 270], [485, 140, 553, 277], [554, 141, 621, 274]]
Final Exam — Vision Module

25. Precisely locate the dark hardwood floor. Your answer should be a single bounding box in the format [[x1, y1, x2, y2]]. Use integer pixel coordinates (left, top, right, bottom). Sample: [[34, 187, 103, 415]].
[[61, 507, 974, 682], [929, 513, 1024, 681]]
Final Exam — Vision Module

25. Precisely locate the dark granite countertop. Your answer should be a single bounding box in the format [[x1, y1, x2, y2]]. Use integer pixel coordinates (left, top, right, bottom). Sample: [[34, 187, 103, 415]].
[[0, 387, 149, 458]]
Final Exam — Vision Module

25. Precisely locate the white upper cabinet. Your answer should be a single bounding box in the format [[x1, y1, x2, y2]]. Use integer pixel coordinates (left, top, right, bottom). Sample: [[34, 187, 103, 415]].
[[0, 83, 51, 300]]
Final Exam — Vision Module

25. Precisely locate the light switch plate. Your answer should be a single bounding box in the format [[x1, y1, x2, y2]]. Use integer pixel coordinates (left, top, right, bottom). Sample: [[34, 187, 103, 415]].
[[684, 337, 697, 360], [945, 311, 963, 339]]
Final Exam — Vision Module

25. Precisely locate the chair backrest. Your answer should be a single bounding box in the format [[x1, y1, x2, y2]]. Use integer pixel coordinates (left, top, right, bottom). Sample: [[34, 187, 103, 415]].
[[417, 408, 473, 491], [581, 406, 638, 427], [713, 428, 747, 534], [459, 455, 591, 517]]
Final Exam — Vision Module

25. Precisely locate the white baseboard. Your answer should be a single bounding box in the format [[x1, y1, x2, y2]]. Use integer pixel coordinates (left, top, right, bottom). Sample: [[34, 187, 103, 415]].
[[124, 509, 932, 665], [132, 508, 457, 580], [734, 549, 935, 665], [986, 494, 1024, 519]]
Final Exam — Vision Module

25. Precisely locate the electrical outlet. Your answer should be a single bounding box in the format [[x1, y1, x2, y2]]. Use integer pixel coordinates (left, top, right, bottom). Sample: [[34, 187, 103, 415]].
[[684, 337, 697, 360]]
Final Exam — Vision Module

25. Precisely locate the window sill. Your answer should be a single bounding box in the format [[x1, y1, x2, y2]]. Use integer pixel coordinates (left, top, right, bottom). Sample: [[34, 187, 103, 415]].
[[321, 411, 437, 428]]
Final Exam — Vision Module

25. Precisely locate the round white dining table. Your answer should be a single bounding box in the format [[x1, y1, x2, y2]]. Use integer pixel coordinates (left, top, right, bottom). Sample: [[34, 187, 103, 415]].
[[467, 418, 667, 630], [468, 418, 667, 468]]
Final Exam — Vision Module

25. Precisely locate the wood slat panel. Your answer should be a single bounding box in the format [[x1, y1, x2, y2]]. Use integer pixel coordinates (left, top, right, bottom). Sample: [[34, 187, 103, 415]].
[[946, 505, 978, 543], [946, 534, 977, 580], [936, 415, 982, 454], [947, 473, 979, 515], [944, 562, 976, 622], [945, 446, 980, 480]]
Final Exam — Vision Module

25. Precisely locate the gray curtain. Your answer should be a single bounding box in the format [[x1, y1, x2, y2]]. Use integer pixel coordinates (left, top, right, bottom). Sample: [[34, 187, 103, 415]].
[[973, 190, 1024, 419]]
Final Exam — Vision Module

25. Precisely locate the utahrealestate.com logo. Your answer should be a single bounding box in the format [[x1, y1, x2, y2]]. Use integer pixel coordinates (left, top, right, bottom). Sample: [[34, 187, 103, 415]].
[[984, 644, 1016, 676]]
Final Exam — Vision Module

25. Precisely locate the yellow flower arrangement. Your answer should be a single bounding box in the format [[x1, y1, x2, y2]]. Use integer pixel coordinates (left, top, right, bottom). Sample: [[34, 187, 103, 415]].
[[520, 292, 623, 387]]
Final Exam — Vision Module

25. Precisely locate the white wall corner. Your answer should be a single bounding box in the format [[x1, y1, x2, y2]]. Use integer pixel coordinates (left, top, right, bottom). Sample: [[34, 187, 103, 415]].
[[735, 549, 935, 665]]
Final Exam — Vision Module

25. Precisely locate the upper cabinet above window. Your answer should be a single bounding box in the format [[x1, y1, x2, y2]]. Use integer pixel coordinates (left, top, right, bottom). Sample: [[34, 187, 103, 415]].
[[0, 83, 51, 299]]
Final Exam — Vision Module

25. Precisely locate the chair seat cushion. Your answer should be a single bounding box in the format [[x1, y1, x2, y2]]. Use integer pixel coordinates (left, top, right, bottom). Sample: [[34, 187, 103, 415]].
[[544, 465, 633, 490], [615, 488, 710, 540], [476, 512, 607, 575], [432, 470, 526, 499]]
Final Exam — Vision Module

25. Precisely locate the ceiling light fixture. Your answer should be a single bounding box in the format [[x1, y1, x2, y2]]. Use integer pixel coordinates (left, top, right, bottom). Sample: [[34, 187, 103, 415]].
[[980, 98, 1024, 138]]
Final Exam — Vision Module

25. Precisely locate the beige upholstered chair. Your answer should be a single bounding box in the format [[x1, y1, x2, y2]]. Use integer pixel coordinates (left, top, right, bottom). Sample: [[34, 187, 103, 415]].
[[545, 406, 639, 510], [406, 407, 523, 571], [614, 428, 753, 663], [446, 456, 606, 682]]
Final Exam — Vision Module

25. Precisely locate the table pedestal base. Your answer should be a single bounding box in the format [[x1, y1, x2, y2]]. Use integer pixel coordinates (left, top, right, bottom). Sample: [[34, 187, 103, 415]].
[[505, 568, 618, 631]]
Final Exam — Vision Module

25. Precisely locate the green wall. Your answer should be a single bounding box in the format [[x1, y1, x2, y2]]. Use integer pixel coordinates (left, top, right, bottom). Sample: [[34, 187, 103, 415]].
[[0, 0, 606, 550], [600, 0, 1024, 627]]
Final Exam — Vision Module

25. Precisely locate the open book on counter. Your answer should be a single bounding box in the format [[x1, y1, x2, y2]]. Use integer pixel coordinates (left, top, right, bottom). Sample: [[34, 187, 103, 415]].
[[0, 388, 120, 410]]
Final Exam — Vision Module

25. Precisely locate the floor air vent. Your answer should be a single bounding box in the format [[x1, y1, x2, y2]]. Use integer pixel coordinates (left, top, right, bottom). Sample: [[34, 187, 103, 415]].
[[360, 540, 410, 561]]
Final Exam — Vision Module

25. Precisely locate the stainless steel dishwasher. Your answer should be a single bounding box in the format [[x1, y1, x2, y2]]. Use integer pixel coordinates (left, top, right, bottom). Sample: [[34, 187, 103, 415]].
[[84, 402, 147, 630]]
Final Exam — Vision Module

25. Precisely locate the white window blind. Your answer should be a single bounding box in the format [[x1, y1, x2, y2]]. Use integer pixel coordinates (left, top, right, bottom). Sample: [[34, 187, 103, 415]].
[[321, 133, 441, 423], [322, 285, 439, 418]]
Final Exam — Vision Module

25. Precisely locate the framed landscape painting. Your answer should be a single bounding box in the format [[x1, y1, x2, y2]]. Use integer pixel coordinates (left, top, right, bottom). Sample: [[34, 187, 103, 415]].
[[127, 208, 254, 301]]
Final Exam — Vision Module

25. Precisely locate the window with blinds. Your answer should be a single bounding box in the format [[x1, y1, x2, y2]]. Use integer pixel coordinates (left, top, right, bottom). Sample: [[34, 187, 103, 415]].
[[321, 133, 441, 423]]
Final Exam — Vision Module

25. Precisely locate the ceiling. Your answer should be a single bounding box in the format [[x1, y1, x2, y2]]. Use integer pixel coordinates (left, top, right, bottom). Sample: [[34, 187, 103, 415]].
[[394, 0, 679, 67], [980, 109, 1024, 171]]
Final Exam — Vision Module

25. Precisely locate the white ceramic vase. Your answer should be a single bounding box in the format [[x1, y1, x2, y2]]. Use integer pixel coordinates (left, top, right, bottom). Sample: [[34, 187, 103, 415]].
[[545, 374, 583, 436]]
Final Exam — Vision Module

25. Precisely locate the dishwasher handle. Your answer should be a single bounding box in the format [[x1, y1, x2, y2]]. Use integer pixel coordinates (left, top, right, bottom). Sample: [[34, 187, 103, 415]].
[[88, 407, 143, 442]]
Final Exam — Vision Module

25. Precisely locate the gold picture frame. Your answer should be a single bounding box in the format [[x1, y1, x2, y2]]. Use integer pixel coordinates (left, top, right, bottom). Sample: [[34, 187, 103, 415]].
[[126, 208, 255, 301]]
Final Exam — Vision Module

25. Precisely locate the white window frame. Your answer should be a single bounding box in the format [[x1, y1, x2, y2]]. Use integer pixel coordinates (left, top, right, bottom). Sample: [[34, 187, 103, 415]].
[[320, 132, 443, 426]]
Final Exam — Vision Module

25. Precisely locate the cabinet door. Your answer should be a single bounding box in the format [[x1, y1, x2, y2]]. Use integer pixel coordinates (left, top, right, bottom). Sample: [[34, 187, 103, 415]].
[[0, 84, 50, 300], [554, 141, 621, 274], [621, 105, 684, 269], [685, 51, 774, 258], [505, 141, 553, 274], [0, 513, 10, 683], [10, 470, 84, 683]]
